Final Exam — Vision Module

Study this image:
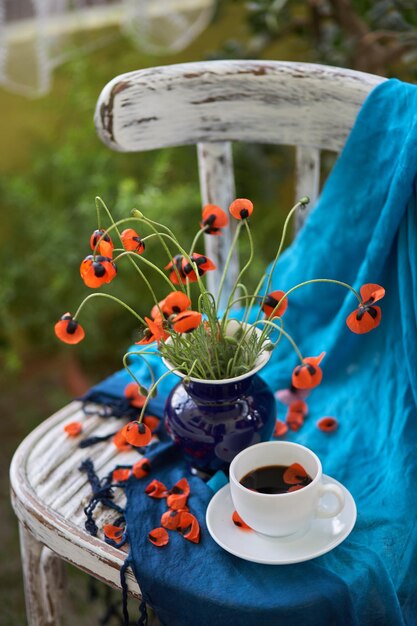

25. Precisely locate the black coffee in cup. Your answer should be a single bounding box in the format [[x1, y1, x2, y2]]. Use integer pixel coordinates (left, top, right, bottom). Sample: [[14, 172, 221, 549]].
[[240, 463, 313, 494]]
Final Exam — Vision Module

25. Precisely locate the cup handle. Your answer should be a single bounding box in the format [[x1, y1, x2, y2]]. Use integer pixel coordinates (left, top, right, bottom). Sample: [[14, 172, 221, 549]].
[[315, 483, 345, 519]]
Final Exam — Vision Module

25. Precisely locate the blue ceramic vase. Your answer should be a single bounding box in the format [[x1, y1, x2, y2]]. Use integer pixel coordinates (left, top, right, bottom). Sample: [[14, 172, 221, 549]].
[[164, 364, 276, 476]]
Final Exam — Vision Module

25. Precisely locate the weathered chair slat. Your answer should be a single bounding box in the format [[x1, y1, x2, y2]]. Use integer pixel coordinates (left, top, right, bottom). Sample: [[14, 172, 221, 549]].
[[11, 61, 386, 625], [294, 146, 321, 231], [197, 141, 238, 307]]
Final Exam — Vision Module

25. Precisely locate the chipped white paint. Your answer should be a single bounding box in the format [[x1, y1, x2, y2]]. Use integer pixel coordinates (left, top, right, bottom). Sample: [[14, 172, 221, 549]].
[[95, 60, 385, 285], [11, 61, 386, 624]]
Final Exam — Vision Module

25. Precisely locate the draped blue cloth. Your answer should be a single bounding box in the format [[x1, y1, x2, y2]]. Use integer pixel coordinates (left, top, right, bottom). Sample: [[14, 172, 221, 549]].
[[86, 79, 417, 625]]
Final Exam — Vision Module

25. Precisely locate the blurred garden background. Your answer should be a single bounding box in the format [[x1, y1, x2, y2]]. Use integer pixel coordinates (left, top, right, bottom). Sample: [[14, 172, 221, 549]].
[[1, 1, 417, 623]]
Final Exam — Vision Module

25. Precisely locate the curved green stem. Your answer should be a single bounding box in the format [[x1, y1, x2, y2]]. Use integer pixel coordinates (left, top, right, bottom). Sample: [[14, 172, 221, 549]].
[[189, 227, 206, 256], [252, 319, 303, 363], [216, 221, 243, 311], [123, 351, 156, 395], [73, 293, 146, 325], [138, 368, 175, 422], [221, 220, 253, 331]]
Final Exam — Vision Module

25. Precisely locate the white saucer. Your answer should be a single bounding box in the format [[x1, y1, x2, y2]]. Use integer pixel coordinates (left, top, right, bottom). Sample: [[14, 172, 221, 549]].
[[206, 475, 356, 565]]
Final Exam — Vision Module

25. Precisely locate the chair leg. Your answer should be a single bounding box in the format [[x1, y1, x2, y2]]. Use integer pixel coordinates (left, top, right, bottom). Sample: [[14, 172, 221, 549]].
[[19, 523, 66, 626]]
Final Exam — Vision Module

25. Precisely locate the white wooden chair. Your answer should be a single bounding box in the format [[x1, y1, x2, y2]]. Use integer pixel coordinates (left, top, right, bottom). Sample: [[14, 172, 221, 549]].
[[10, 60, 385, 625]]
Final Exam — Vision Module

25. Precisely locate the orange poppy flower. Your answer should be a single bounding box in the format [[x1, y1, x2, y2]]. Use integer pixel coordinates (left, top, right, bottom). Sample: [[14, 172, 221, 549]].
[[120, 228, 145, 254], [229, 198, 253, 220], [80, 255, 117, 288], [346, 283, 385, 334], [112, 468, 131, 482], [124, 382, 147, 409], [317, 416, 338, 432], [122, 420, 152, 447], [273, 419, 288, 438], [89, 229, 114, 258], [136, 316, 169, 345], [232, 511, 252, 531], [283, 463, 308, 485], [171, 311, 202, 334], [113, 428, 132, 452], [177, 512, 200, 543], [262, 290, 288, 318], [145, 479, 168, 499], [132, 458, 151, 479], [292, 352, 326, 390], [148, 527, 169, 547], [54, 313, 85, 345], [103, 524, 125, 541], [64, 421, 83, 437], [165, 254, 216, 285], [201, 204, 229, 235], [162, 291, 191, 316]]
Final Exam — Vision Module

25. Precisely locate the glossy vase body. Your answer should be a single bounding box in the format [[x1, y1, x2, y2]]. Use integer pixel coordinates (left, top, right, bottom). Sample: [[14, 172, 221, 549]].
[[164, 372, 276, 475]]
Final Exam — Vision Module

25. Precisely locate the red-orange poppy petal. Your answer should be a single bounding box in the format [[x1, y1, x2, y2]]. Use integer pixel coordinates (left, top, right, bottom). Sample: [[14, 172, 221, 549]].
[[289, 399, 308, 415], [103, 524, 125, 541], [112, 468, 131, 482], [113, 429, 132, 452], [262, 290, 288, 318], [90, 229, 114, 258], [151, 301, 166, 320], [161, 509, 182, 530], [177, 512, 200, 543], [124, 382, 147, 409], [122, 421, 152, 447], [64, 421, 83, 437], [283, 463, 308, 485], [292, 353, 325, 390], [167, 493, 189, 510], [288, 485, 304, 492], [55, 313, 85, 345], [136, 316, 170, 345], [286, 411, 304, 431], [346, 306, 382, 334], [165, 255, 187, 285], [229, 198, 254, 220], [145, 479, 168, 499], [143, 415, 160, 432], [201, 204, 229, 234], [80, 255, 117, 288], [132, 458, 151, 479], [170, 478, 190, 498], [273, 420, 288, 438], [148, 527, 169, 547], [232, 511, 252, 531], [181, 253, 217, 283], [120, 228, 145, 254], [360, 283, 385, 304], [163, 291, 191, 316], [172, 311, 202, 334], [317, 416, 339, 432]]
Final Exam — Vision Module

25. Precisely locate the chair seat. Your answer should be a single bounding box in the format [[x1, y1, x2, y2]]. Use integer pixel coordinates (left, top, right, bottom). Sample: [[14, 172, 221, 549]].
[[10, 401, 141, 598]]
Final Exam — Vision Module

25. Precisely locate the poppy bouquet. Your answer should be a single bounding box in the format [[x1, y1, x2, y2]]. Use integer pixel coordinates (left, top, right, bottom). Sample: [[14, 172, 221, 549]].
[[55, 196, 385, 445]]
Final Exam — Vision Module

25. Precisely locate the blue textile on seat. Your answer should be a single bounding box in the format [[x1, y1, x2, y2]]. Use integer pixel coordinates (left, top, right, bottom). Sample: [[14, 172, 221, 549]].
[[87, 78, 417, 625]]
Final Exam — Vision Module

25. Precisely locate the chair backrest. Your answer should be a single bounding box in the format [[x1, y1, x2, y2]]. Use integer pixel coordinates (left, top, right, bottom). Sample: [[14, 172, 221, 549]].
[[94, 60, 385, 306]]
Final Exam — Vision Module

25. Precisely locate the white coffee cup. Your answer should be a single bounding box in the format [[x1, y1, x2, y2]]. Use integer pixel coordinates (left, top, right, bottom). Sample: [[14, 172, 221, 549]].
[[229, 441, 345, 537]]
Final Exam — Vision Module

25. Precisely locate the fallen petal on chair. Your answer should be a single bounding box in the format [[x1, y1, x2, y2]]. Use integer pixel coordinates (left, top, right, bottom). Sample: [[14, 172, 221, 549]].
[[177, 512, 200, 543], [145, 479, 168, 498], [232, 511, 252, 531], [132, 458, 151, 479], [317, 417, 339, 432], [64, 421, 83, 437], [112, 468, 131, 482], [273, 419, 288, 437], [148, 527, 169, 547], [124, 382, 147, 408], [112, 428, 132, 452]]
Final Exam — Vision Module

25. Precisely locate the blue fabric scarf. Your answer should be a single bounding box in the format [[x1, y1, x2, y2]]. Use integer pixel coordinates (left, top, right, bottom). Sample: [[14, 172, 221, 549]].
[[85, 78, 417, 626]]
